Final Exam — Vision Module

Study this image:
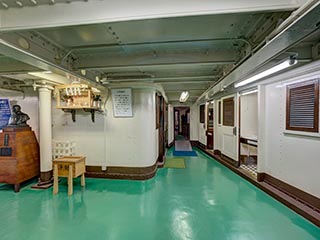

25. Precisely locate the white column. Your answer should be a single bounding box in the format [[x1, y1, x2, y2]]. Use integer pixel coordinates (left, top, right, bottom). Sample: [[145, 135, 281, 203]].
[[39, 87, 52, 177]]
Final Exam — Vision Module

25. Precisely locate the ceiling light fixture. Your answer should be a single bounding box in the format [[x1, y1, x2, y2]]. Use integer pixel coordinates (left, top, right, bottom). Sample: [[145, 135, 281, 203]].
[[240, 89, 258, 96], [15, 1, 23, 7], [30, 0, 37, 5], [234, 58, 298, 88], [1, 2, 9, 8], [179, 91, 189, 103]]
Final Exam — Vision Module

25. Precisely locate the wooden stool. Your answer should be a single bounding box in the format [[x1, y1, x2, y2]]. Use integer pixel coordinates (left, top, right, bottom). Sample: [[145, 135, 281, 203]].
[[52, 156, 86, 196]]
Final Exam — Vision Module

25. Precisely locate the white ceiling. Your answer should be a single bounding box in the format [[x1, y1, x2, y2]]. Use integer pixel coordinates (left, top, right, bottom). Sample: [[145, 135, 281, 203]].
[[0, 1, 319, 104]]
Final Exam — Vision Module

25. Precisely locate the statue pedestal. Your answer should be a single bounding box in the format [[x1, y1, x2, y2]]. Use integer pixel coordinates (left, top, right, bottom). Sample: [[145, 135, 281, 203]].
[[0, 126, 40, 192]]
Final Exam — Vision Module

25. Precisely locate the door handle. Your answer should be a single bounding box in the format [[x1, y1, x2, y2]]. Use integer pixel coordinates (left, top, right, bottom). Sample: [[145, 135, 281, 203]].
[[233, 126, 237, 136]]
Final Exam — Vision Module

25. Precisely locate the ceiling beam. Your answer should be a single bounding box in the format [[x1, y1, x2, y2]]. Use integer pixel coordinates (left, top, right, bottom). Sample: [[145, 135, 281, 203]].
[[0, 0, 304, 31], [198, 2, 320, 102], [77, 51, 236, 70], [80, 61, 234, 71]]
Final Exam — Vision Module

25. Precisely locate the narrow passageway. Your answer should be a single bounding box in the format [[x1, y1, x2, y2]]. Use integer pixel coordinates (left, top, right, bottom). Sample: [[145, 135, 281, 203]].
[[0, 148, 319, 240]]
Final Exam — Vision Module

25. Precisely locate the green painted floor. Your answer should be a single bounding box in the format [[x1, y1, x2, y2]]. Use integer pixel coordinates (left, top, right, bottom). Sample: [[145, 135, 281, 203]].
[[0, 148, 319, 240]]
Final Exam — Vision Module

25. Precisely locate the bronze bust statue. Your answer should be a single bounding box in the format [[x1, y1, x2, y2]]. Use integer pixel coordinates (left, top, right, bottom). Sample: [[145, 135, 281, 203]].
[[9, 105, 30, 126]]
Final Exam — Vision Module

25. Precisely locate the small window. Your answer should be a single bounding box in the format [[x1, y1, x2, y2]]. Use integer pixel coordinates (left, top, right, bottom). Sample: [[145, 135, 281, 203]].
[[286, 79, 319, 132], [200, 105, 205, 123], [223, 97, 235, 126]]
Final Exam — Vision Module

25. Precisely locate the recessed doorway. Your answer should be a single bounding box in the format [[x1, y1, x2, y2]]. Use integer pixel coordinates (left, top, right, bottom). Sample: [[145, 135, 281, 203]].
[[174, 107, 190, 140]]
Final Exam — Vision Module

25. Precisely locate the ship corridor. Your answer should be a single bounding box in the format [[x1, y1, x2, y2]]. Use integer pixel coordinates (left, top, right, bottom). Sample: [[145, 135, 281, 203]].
[[0, 1, 320, 239]]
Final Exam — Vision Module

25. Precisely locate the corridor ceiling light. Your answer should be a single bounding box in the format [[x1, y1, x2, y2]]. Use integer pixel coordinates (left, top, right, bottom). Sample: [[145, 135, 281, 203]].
[[240, 89, 258, 96], [30, 0, 37, 5], [179, 91, 189, 103], [80, 69, 86, 76], [1, 2, 8, 8], [42, 71, 52, 74], [15, 1, 23, 7], [234, 58, 298, 88]]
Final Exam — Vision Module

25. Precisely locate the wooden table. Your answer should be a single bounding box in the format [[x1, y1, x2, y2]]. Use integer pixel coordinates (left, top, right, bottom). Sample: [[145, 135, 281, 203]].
[[53, 156, 86, 196]]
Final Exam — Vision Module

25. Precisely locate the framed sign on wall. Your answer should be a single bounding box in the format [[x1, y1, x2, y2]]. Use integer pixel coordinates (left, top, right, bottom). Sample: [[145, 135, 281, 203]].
[[111, 88, 133, 117], [0, 99, 11, 129]]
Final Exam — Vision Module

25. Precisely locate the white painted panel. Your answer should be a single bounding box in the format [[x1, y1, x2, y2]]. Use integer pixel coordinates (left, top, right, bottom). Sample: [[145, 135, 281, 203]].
[[222, 131, 236, 158], [263, 64, 320, 198], [52, 89, 157, 168], [105, 89, 157, 167], [198, 122, 206, 145], [0, 0, 304, 30], [167, 104, 174, 145], [190, 103, 199, 141], [221, 94, 238, 160], [240, 92, 258, 139], [214, 100, 222, 151], [52, 101, 105, 166]]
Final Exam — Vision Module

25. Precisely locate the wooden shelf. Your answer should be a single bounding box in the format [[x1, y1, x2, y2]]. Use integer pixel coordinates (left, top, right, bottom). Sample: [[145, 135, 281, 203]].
[[55, 84, 103, 122], [57, 107, 102, 122]]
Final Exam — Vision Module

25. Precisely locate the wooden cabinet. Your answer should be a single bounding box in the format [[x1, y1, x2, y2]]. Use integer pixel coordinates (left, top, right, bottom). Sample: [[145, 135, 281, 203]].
[[0, 126, 40, 192], [55, 84, 102, 122]]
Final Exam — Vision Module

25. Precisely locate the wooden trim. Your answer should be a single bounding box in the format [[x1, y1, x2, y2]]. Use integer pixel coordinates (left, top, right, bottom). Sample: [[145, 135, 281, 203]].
[[286, 79, 319, 132], [263, 173, 320, 210], [221, 153, 238, 167], [198, 141, 206, 150], [218, 101, 221, 125], [40, 170, 53, 182], [190, 140, 199, 147], [222, 97, 235, 126], [167, 141, 174, 148], [200, 104, 205, 123], [257, 172, 266, 182], [156, 94, 160, 129], [196, 144, 320, 227], [85, 162, 158, 180]]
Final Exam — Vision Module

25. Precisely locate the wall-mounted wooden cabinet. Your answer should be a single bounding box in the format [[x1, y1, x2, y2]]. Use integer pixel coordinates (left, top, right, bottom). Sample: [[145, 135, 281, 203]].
[[55, 84, 103, 122]]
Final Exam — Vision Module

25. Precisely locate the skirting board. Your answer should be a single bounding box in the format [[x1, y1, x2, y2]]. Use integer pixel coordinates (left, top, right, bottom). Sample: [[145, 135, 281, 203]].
[[85, 162, 158, 180]]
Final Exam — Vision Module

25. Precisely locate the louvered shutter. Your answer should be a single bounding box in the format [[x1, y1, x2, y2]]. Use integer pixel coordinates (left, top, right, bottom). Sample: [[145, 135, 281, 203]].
[[223, 97, 235, 126], [286, 79, 319, 132]]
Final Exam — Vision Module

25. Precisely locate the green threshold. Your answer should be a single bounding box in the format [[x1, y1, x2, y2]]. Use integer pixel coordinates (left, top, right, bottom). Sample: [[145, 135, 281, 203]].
[[0, 148, 319, 240]]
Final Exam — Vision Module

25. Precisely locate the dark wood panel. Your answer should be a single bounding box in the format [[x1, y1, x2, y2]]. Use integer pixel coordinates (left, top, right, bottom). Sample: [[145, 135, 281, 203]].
[[85, 162, 158, 180], [199, 104, 205, 123], [223, 97, 235, 126], [0, 127, 40, 192], [286, 79, 319, 132]]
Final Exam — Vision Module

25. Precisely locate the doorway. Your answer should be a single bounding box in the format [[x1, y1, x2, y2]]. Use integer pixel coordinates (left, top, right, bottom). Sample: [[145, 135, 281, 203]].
[[174, 107, 190, 140], [221, 94, 238, 162], [206, 101, 214, 151], [239, 90, 258, 177]]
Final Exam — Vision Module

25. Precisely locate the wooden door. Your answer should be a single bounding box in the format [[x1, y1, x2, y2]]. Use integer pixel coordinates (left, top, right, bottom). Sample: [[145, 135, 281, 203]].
[[221, 95, 238, 161]]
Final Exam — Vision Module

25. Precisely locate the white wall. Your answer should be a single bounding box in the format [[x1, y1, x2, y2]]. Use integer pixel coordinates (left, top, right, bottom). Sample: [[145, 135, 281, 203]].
[[0, 89, 39, 139], [260, 65, 320, 198], [240, 92, 258, 139], [198, 103, 206, 145], [52, 88, 158, 168], [167, 104, 174, 145], [105, 89, 157, 167], [240, 92, 258, 156], [190, 103, 199, 141], [214, 100, 222, 151]]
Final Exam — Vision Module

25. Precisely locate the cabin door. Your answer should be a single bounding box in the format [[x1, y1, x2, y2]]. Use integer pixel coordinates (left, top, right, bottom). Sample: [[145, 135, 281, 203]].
[[221, 95, 238, 161]]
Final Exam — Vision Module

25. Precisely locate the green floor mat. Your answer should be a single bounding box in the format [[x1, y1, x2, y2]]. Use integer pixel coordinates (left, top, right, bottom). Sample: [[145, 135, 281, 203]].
[[164, 158, 186, 168]]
